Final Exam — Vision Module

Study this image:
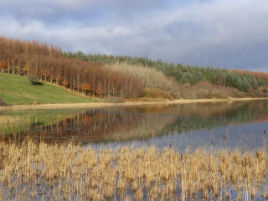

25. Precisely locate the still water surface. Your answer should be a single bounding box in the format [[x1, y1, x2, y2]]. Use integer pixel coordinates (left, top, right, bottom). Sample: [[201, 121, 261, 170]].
[[1, 100, 267, 152]]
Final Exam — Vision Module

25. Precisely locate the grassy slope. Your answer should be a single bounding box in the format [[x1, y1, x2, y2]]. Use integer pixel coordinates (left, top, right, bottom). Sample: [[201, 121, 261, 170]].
[[0, 73, 95, 105]]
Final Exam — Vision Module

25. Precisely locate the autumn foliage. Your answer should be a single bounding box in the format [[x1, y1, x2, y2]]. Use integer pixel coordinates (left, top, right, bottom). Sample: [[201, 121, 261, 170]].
[[0, 37, 142, 97]]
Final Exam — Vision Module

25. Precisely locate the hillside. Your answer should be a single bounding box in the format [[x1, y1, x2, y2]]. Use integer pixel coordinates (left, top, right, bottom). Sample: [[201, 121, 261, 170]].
[[65, 52, 268, 98], [0, 36, 267, 102], [0, 73, 95, 105], [65, 52, 268, 92], [0, 36, 142, 98]]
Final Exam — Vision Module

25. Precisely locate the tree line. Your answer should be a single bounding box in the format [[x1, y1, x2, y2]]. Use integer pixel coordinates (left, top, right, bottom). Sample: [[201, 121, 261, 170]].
[[0, 37, 142, 97], [65, 52, 267, 92]]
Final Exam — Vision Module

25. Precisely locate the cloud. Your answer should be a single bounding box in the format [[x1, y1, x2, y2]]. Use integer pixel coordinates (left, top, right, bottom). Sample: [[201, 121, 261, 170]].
[[0, 0, 267, 71]]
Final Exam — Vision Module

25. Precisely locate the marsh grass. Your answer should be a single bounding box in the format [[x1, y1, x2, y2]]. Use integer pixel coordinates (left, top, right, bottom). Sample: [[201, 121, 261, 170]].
[[0, 141, 267, 201]]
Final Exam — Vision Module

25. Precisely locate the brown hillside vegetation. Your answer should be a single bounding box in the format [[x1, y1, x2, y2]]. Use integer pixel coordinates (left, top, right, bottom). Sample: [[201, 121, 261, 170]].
[[0, 37, 142, 97], [105, 63, 180, 98], [177, 81, 266, 99]]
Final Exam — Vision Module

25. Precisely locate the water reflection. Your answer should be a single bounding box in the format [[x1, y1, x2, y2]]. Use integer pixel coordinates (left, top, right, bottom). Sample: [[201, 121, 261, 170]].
[[1, 100, 267, 147]]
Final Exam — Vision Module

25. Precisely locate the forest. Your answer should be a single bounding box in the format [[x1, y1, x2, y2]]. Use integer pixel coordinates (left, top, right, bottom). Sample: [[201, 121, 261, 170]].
[[0, 37, 142, 98], [65, 52, 268, 92], [0, 36, 267, 100]]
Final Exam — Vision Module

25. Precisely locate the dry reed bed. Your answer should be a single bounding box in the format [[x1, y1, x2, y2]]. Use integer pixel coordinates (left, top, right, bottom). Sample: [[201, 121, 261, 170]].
[[0, 141, 267, 201]]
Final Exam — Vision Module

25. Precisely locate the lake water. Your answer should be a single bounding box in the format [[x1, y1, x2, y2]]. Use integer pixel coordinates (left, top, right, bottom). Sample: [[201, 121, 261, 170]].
[[1, 100, 267, 152], [1, 100, 268, 201]]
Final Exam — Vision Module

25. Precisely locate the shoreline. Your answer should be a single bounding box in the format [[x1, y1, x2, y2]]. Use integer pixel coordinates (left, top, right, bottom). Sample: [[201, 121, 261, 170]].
[[0, 97, 267, 111]]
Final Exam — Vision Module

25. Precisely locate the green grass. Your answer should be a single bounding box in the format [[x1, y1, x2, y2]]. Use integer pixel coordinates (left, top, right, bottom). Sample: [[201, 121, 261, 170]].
[[0, 72, 96, 105]]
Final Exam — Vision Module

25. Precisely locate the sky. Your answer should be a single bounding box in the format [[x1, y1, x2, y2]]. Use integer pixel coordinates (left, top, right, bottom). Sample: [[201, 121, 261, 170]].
[[0, 0, 267, 71]]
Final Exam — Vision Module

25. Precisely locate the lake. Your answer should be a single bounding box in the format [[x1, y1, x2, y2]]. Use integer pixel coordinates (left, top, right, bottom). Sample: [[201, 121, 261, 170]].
[[1, 100, 267, 152], [1, 100, 268, 201]]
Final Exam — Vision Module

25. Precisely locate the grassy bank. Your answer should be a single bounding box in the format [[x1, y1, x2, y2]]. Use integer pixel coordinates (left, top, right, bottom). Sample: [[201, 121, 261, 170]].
[[0, 141, 267, 201], [0, 73, 96, 105]]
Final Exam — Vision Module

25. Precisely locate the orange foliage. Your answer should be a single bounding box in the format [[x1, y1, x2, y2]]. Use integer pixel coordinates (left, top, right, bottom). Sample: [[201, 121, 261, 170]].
[[0, 61, 6, 69], [82, 82, 91, 93]]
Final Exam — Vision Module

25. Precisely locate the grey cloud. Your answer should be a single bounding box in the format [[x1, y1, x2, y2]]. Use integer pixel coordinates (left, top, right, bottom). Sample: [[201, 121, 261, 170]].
[[0, 0, 267, 71]]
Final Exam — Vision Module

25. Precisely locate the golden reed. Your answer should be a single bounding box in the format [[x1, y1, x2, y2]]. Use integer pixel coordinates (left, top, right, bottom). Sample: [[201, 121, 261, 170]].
[[0, 140, 267, 201]]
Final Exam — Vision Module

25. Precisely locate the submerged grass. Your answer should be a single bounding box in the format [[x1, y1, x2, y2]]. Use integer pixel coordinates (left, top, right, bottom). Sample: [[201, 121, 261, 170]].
[[0, 141, 267, 201], [0, 108, 87, 135]]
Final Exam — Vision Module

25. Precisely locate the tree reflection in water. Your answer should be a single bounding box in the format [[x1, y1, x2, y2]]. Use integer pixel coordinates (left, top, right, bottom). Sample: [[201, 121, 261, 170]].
[[0, 100, 267, 145]]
